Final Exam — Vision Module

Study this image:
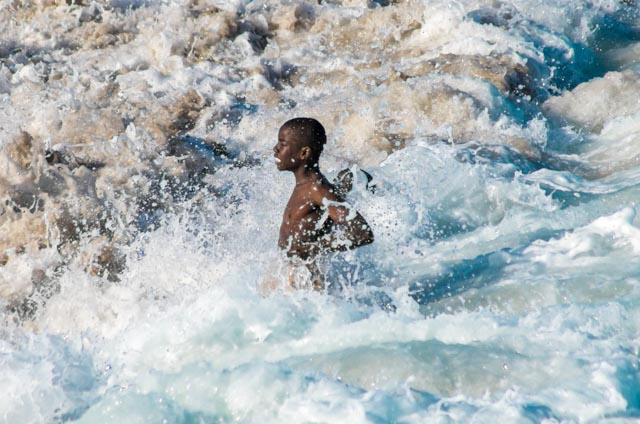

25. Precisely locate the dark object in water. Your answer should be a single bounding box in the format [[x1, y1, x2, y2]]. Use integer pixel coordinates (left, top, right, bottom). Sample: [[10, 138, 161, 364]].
[[332, 168, 376, 198]]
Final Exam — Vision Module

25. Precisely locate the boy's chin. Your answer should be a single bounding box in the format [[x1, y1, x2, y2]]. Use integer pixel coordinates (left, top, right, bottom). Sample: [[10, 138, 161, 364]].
[[275, 161, 293, 171]]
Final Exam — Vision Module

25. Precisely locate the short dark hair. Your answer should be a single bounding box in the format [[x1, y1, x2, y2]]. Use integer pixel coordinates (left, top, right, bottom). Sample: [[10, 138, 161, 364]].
[[281, 117, 326, 162]]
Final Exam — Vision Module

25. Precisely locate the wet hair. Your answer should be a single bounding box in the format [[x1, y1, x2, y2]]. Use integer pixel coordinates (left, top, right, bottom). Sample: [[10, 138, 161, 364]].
[[280, 117, 326, 163]]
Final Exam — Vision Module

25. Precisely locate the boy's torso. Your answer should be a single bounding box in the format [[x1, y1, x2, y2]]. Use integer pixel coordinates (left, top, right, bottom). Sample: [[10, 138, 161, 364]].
[[278, 182, 335, 252]]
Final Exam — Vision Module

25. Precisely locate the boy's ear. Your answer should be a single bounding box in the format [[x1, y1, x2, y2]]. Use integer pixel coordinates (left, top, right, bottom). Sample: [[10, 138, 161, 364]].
[[299, 146, 312, 160]]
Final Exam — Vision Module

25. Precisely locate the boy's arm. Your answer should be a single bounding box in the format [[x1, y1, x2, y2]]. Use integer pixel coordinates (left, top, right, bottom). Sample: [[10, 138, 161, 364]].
[[309, 185, 374, 253]]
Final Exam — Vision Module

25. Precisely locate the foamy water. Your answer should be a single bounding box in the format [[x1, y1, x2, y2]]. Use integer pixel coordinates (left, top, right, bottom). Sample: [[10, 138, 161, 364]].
[[1, 0, 640, 422]]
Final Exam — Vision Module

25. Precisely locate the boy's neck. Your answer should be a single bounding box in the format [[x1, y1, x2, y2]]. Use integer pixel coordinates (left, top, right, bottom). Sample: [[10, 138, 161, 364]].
[[293, 164, 322, 185]]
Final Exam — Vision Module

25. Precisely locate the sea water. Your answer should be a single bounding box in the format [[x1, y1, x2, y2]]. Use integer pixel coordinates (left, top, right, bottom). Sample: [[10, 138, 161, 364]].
[[1, 0, 640, 422]]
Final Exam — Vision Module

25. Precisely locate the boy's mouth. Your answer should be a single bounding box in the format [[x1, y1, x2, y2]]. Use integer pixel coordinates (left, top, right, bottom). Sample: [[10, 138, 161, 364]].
[[274, 157, 281, 163]]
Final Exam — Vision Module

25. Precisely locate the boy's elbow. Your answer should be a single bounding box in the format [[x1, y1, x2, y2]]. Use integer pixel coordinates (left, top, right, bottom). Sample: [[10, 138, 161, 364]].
[[352, 217, 374, 247], [357, 229, 374, 247], [365, 232, 374, 246]]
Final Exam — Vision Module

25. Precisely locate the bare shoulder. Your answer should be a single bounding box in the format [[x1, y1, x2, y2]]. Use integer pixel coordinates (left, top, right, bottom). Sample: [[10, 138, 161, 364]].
[[309, 178, 342, 205]]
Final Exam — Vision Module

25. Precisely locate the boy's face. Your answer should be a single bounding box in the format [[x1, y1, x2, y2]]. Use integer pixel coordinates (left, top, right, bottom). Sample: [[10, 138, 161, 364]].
[[273, 127, 309, 171]]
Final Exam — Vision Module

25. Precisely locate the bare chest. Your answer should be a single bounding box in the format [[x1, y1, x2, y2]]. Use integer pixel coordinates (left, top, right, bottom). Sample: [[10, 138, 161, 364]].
[[282, 193, 315, 226]]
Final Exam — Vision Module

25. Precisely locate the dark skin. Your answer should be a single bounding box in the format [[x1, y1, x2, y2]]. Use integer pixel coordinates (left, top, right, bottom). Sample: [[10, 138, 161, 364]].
[[273, 125, 374, 289]]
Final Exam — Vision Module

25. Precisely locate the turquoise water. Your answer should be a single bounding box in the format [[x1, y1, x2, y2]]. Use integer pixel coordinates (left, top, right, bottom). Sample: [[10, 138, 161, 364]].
[[1, 0, 640, 422]]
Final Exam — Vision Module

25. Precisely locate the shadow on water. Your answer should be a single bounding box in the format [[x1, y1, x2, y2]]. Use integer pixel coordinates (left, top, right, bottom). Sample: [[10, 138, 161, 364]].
[[537, 184, 599, 209], [453, 143, 544, 176], [364, 388, 439, 424], [613, 359, 640, 417], [522, 403, 562, 422], [408, 250, 512, 306], [408, 228, 566, 307]]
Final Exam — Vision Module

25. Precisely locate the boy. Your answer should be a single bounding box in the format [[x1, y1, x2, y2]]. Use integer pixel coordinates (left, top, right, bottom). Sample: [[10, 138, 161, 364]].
[[272, 117, 374, 290]]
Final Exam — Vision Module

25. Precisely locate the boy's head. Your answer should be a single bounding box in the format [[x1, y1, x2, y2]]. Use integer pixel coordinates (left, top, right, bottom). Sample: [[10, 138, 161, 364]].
[[274, 117, 326, 171]]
